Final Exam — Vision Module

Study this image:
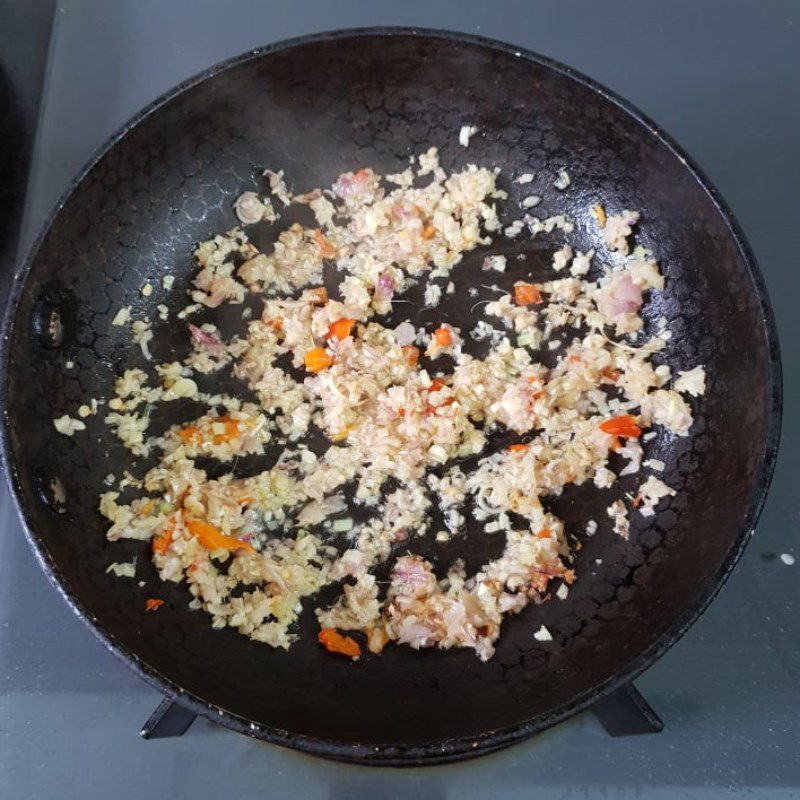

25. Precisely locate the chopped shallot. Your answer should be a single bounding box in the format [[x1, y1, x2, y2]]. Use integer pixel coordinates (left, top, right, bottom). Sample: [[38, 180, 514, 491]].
[[94, 148, 702, 665]]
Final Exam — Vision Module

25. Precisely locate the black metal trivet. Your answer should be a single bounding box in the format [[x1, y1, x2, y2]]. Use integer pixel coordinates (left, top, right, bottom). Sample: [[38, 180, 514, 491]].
[[141, 682, 662, 741]]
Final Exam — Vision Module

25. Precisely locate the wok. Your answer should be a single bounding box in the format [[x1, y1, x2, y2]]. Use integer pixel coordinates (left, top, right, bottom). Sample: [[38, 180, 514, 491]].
[[0, 29, 781, 764]]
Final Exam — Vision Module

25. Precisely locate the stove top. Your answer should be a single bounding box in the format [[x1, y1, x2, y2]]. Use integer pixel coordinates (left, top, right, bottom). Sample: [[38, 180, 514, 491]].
[[1, 2, 798, 797]]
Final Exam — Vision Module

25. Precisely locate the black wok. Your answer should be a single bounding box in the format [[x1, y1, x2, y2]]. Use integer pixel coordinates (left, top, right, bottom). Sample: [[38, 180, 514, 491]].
[[0, 29, 781, 764]]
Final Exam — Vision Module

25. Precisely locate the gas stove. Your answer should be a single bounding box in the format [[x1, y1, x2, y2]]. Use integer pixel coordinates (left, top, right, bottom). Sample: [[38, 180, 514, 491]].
[[1, 2, 797, 797]]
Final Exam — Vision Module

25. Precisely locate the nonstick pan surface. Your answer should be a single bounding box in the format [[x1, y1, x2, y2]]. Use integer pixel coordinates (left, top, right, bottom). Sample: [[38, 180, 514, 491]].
[[0, 29, 781, 764]]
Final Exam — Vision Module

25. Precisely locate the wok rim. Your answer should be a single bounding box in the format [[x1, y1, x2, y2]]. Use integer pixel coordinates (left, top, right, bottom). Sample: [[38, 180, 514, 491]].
[[0, 26, 783, 765]]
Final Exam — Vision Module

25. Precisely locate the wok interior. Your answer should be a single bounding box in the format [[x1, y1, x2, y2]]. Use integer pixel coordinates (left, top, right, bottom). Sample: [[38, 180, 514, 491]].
[[4, 34, 773, 752]]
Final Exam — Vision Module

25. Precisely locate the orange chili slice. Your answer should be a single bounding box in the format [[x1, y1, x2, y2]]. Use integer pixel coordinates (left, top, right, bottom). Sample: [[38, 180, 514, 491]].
[[426, 378, 453, 413], [152, 514, 175, 555], [178, 425, 201, 445], [328, 318, 354, 341], [508, 443, 529, 453], [186, 518, 254, 553], [433, 327, 452, 347], [145, 598, 164, 612], [514, 283, 543, 306], [304, 347, 333, 373], [318, 628, 361, 659], [599, 414, 642, 438]]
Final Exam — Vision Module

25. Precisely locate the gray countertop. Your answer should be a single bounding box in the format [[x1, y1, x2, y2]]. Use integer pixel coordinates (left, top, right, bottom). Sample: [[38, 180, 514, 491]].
[[1, 2, 798, 798]]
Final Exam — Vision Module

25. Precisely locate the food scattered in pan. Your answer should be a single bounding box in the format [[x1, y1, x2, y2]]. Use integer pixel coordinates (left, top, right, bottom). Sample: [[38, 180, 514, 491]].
[[56, 133, 705, 661]]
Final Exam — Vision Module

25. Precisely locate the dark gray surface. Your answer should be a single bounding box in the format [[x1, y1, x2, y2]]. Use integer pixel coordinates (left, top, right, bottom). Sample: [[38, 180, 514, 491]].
[[1, 1, 798, 797], [0, 0, 55, 285]]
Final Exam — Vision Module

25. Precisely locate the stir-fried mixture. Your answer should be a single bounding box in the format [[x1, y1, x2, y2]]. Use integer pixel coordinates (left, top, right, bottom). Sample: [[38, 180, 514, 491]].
[[57, 137, 705, 662]]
